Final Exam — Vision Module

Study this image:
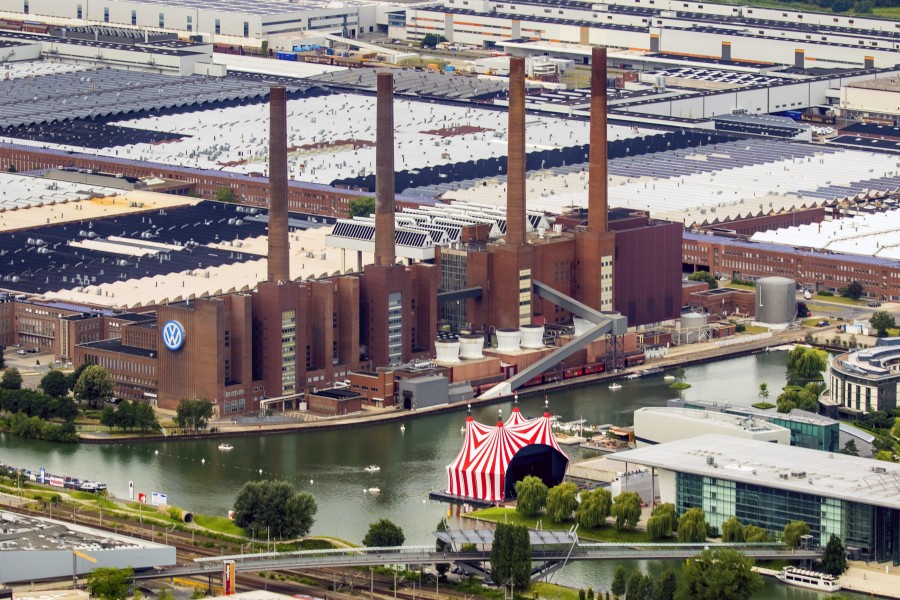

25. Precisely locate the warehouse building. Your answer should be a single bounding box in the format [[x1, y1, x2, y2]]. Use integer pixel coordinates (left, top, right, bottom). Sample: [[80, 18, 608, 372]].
[[609, 434, 900, 564]]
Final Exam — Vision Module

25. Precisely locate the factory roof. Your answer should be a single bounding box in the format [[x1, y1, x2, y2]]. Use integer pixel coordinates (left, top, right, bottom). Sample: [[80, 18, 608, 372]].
[[847, 77, 900, 92], [0, 510, 158, 553], [635, 406, 790, 436], [749, 208, 900, 260], [442, 138, 900, 225], [684, 231, 900, 268], [117, 0, 375, 16], [607, 434, 900, 509]]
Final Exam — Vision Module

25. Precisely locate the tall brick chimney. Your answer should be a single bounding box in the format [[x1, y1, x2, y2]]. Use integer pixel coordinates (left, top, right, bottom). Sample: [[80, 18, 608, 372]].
[[506, 56, 526, 247], [375, 71, 397, 267], [588, 46, 608, 233], [267, 85, 290, 283]]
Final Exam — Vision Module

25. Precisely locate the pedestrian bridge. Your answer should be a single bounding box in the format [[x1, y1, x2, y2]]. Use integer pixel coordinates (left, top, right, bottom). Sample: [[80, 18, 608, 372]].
[[134, 538, 822, 582]]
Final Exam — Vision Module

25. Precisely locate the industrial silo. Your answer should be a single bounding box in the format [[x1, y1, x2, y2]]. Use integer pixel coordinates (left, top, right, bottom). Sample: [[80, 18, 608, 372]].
[[677, 312, 708, 344], [756, 277, 797, 325]]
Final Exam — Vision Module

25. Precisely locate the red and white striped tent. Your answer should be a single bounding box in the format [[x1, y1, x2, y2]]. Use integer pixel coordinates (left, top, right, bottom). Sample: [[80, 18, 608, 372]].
[[445, 404, 568, 503]]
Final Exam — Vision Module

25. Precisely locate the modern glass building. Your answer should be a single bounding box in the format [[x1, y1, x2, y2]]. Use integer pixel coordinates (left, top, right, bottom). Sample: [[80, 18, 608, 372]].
[[609, 434, 900, 564]]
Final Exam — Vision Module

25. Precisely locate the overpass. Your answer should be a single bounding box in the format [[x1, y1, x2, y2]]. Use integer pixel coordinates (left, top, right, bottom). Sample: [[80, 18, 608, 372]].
[[133, 540, 821, 582]]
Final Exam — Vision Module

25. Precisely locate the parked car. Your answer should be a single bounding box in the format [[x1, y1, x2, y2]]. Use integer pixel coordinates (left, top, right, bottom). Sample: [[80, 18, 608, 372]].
[[868, 301, 882, 307], [15, 349, 26, 355]]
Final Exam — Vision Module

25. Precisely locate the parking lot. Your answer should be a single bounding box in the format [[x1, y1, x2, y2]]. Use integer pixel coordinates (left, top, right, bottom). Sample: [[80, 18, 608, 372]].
[[2, 346, 67, 389]]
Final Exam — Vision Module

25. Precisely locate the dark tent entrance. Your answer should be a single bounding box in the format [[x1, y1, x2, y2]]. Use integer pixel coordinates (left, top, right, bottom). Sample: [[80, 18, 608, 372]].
[[504, 444, 568, 499]]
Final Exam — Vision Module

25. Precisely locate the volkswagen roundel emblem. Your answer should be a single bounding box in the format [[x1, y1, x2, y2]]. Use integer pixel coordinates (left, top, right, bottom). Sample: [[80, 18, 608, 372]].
[[161, 320, 185, 351]]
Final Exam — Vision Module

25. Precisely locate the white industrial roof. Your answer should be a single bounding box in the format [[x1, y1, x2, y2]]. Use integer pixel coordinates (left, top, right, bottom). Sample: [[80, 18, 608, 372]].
[[11, 92, 655, 186], [123, 0, 376, 16], [1, 60, 90, 80], [750, 208, 900, 260], [0, 172, 118, 211], [212, 53, 347, 78], [442, 141, 900, 225], [607, 434, 900, 509]]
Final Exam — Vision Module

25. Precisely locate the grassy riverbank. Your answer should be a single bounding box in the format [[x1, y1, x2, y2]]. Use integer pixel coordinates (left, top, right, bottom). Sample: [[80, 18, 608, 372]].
[[468, 507, 658, 544]]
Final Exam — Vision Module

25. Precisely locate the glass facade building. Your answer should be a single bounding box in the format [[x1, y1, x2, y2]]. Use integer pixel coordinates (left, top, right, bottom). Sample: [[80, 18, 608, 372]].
[[676, 472, 899, 564]]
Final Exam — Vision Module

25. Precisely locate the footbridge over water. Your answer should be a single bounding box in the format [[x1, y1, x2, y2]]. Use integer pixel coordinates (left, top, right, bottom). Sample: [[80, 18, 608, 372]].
[[133, 531, 822, 583]]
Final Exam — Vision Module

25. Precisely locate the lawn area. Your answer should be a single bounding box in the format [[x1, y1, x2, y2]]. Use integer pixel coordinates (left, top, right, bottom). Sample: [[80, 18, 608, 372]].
[[531, 582, 583, 600], [724, 282, 755, 291], [741, 325, 770, 335], [814, 294, 864, 307], [467, 507, 656, 543], [752, 402, 776, 410], [669, 382, 691, 390], [194, 514, 247, 537]]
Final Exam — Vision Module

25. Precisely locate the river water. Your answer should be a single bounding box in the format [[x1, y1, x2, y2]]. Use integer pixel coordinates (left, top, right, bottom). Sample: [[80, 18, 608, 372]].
[[0, 352, 866, 599]]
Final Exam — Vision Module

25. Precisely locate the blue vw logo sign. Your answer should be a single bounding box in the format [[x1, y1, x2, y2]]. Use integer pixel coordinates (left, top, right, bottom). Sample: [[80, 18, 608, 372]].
[[161, 320, 185, 351]]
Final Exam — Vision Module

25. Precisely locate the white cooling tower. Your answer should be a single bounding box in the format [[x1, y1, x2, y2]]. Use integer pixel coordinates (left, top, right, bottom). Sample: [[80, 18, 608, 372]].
[[520, 324, 544, 349], [435, 339, 461, 364], [573, 317, 593, 336], [496, 328, 521, 352], [458, 334, 485, 360]]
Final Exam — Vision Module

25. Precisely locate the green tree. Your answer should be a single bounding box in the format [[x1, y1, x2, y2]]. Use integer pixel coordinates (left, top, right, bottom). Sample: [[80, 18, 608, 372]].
[[892, 417, 900, 439], [647, 503, 677, 541], [116, 399, 136, 432], [870, 311, 896, 337], [874, 450, 894, 462], [489, 523, 531, 590], [100, 406, 117, 430], [687, 271, 718, 290], [87, 567, 134, 600], [232, 479, 317, 539], [786, 346, 828, 382], [782, 520, 810, 549], [68, 361, 94, 390], [611, 566, 627, 599], [674, 548, 763, 600], [132, 401, 160, 433], [73, 364, 114, 408], [435, 518, 451, 576], [626, 572, 645, 600], [348, 196, 376, 218], [721, 516, 744, 543], [841, 439, 860, 456], [514, 475, 548, 517], [576, 487, 612, 529], [157, 590, 174, 600], [260, 40, 269, 56], [820, 534, 848, 576], [610, 492, 642, 531], [546, 482, 578, 522], [215, 187, 236, 203], [1, 367, 22, 390], [656, 568, 678, 600], [175, 398, 214, 433], [363, 518, 405, 547], [741, 525, 771, 543], [40, 369, 69, 398], [842, 281, 864, 300], [757, 383, 769, 403], [420, 33, 447, 48], [677, 508, 708, 543]]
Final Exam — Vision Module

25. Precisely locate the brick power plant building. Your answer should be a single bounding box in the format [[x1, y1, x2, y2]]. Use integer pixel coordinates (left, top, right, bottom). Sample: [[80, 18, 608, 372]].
[[3, 50, 680, 416]]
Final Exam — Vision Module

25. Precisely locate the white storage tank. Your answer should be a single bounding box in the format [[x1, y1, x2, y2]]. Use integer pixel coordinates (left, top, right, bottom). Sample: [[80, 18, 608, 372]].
[[573, 317, 593, 336], [435, 339, 461, 364], [680, 312, 708, 330], [520, 324, 545, 349], [496, 328, 521, 352], [458, 334, 485, 360], [756, 277, 797, 325]]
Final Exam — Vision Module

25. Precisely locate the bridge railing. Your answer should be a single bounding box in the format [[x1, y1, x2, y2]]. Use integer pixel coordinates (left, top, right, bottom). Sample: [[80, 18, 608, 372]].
[[194, 545, 437, 564]]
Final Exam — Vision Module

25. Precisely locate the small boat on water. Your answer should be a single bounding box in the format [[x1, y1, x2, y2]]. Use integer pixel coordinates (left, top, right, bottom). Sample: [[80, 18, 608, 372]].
[[364, 465, 380, 472], [218, 443, 234, 451], [663, 375, 676, 381], [608, 383, 622, 390], [367, 487, 381, 494], [775, 567, 840, 592], [624, 373, 641, 380]]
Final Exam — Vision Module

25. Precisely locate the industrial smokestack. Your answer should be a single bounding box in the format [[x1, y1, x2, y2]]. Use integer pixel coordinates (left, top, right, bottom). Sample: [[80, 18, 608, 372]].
[[267, 85, 290, 283], [375, 72, 397, 266], [506, 56, 526, 247], [588, 46, 608, 234]]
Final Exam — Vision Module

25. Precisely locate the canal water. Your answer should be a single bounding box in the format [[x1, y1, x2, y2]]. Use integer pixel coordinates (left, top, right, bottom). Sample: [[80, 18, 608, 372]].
[[0, 351, 866, 599]]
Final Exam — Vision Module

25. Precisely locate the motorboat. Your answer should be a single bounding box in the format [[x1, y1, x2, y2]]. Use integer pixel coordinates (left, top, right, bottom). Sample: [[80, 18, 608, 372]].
[[218, 443, 234, 451], [367, 487, 381, 494], [608, 383, 622, 390], [663, 375, 676, 381], [775, 567, 840, 592], [364, 465, 380, 472]]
